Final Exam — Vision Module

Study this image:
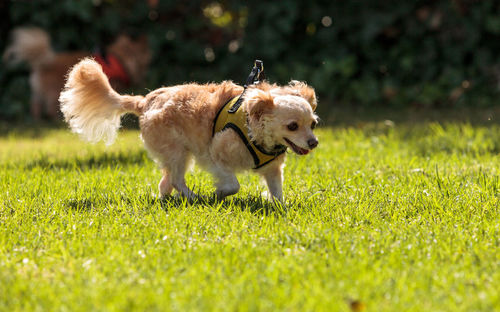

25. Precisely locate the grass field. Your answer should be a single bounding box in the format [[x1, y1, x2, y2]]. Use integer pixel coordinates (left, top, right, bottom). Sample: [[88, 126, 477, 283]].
[[0, 115, 499, 311]]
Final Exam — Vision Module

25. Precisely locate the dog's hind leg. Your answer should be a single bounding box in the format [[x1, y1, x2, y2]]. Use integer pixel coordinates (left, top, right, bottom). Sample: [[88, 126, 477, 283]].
[[29, 74, 43, 120], [30, 92, 43, 121], [158, 168, 173, 197], [163, 151, 196, 200], [144, 133, 197, 199], [46, 92, 61, 121]]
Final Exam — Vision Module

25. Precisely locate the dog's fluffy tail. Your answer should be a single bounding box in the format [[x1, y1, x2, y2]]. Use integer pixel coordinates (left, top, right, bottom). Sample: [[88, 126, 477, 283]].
[[59, 58, 144, 145], [3, 27, 55, 67]]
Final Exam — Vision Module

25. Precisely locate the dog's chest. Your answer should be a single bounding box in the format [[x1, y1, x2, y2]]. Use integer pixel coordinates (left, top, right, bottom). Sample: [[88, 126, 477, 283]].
[[209, 129, 255, 170]]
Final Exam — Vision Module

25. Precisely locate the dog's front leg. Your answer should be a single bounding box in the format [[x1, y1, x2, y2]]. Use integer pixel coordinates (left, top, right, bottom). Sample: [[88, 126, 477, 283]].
[[212, 166, 240, 200], [260, 164, 284, 202]]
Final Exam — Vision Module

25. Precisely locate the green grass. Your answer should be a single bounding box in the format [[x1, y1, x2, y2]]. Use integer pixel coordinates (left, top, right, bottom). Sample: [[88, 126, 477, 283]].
[[0, 118, 499, 311]]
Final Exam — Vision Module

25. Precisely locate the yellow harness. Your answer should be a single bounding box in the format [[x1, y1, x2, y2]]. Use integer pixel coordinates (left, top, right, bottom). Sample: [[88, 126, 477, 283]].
[[213, 94, 287, 169]]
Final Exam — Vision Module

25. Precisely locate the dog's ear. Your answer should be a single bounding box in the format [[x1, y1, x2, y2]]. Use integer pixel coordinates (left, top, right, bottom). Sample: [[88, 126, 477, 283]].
[[247, 89, 275, 121], [288, 80, 317, 111]]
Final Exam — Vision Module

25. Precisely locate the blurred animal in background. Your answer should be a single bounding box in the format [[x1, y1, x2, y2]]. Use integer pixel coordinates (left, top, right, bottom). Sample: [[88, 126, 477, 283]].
[[2, 27, 151, 120]]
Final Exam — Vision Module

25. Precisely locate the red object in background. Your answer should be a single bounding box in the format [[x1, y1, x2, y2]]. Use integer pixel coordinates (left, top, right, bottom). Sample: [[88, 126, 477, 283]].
[[94, 54, 130, 87]]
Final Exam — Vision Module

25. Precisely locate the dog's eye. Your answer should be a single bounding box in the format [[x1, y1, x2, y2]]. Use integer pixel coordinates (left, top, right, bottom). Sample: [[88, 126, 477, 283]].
[[311, 121, 317, 129], [287, 122, 298, 131]]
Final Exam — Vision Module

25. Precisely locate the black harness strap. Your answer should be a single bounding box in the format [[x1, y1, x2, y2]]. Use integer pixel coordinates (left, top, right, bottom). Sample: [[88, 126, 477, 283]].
[[222, 123, 260, 167], [228, 60, 265, 114]]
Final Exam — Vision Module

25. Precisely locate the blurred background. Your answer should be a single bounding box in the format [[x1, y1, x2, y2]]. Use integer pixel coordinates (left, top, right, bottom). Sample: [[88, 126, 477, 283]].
[[1, 0, 500, 121]]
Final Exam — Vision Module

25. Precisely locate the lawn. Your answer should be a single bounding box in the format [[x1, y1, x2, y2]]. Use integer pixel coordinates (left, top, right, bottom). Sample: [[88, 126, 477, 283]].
[[0, 115, 499, 311]]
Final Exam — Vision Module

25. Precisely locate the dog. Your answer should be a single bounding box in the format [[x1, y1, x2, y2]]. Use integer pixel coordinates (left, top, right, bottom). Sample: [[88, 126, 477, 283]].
[[59, 59, 319, 202], [3, 27, 151, 120]]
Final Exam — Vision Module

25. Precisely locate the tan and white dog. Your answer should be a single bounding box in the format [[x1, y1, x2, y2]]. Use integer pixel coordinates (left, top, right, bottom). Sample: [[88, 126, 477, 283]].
[[3, 27, 151, 120], [59, 59, 318, 202]]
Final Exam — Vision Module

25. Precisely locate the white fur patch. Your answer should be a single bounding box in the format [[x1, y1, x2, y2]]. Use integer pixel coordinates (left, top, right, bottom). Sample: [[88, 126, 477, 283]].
[[60, 88, 122, 145]]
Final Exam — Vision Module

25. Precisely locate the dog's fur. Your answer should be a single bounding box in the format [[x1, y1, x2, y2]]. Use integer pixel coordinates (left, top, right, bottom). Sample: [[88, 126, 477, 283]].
[[60, 59, 318, 202], [3, 27, 151, 120]]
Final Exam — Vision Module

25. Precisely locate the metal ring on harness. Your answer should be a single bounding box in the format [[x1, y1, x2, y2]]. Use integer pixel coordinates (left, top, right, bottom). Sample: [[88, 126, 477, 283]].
[[228, 60, 265, 114]]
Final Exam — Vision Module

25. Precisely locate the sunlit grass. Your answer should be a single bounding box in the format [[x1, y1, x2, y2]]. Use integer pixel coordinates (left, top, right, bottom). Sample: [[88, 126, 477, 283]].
[[0, 120, 499, 311]]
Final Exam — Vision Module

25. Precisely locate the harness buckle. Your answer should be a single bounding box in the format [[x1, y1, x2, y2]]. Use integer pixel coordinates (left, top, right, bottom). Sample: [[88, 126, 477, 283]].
[[228, 60, 265, 114], [245, 59, 265, 86]]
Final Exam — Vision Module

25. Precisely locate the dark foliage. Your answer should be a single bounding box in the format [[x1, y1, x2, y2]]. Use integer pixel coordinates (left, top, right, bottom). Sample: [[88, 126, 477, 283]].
[[1, 0, 500, 120]]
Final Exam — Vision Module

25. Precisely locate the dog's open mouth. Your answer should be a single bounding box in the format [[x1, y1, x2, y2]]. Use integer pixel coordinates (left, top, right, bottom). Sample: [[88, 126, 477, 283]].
[[284, 138, 310, 155]]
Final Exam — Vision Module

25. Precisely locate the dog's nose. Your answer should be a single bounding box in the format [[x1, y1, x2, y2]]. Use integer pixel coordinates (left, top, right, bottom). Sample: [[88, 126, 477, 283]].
[[308, 138, 318, 149]]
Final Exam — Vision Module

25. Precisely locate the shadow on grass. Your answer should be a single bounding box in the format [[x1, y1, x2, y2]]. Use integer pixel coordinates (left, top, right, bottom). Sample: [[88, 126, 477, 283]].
[[322, 106, 499, 127], [191, 195, 282, 215], [0, 121, 65, 138], [0, 115, 139, 138], [20, 150, 148, 170], [66, 192, 280, 215]]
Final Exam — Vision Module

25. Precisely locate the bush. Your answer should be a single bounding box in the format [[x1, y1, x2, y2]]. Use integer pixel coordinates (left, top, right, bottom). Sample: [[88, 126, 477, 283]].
[[2, 0, 500, 120]]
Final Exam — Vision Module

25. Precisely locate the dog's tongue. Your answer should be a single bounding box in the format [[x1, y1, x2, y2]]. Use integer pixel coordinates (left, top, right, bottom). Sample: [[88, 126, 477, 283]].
[[297, 146, 309, 155], [285, 138, 310, 155]]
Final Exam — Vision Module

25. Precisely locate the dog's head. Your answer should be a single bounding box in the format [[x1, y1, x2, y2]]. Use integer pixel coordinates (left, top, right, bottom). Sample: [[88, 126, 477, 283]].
[[246, 81, 318, 155], [107, 34, 152, 85]]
